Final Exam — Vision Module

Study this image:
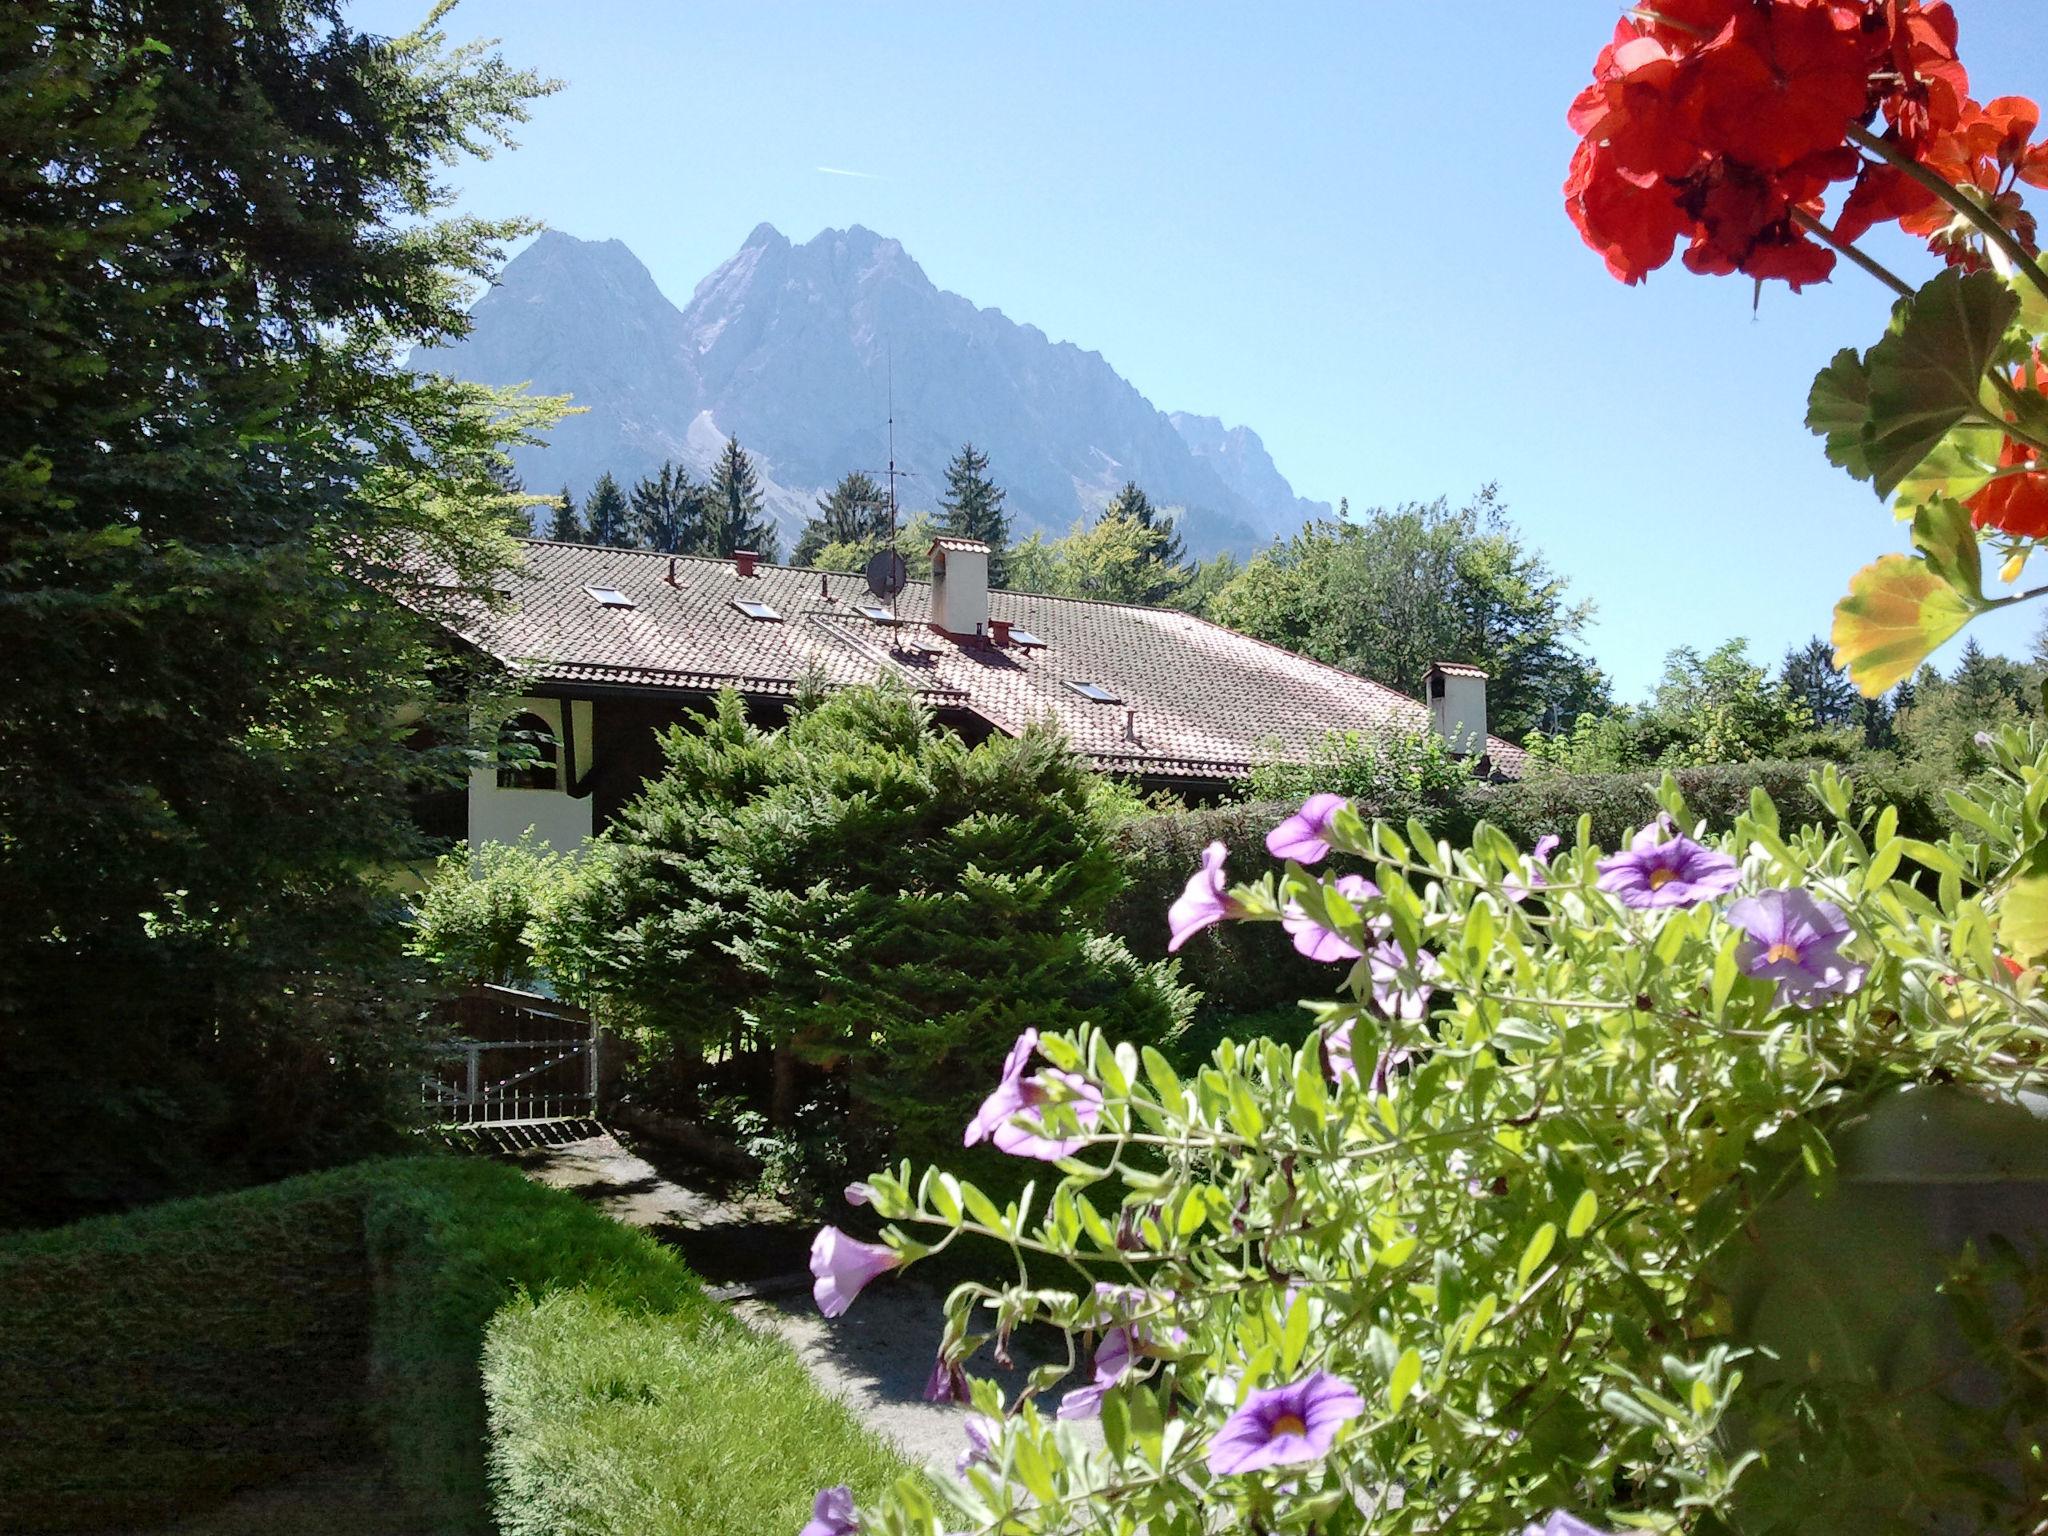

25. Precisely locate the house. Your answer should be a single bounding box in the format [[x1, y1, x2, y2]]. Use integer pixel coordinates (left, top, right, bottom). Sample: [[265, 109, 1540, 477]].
[[443, 536, 1525, 852]]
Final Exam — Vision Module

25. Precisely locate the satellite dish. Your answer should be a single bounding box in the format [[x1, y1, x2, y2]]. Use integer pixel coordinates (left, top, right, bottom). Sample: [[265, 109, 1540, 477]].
[[865, 549, 908, 602]]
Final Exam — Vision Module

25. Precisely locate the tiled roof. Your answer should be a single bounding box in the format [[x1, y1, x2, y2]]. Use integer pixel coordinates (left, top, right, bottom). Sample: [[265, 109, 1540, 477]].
[[455, 540, 1527, 780], [1429, 661, 1490, 680]]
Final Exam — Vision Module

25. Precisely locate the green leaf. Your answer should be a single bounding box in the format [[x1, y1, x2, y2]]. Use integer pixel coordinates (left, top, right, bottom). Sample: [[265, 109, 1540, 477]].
[[1894, 425, 2008, 507], [1517, 1221, 1558, 1291], [1388, 1346, 1422, 1415], [1864, 269, 2020, 498], [1280, 1291, 1311, 1374], [1831, 553, 1977, 697], [1807, 345, 1874, 483], [1910, 496, 1985, 601], [1997, 840, 2048, 964], [1566, 1188, 1599, 1240]]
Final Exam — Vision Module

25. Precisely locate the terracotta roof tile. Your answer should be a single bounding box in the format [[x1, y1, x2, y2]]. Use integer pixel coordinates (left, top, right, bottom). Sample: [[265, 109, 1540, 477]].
[[455, 541, 1526, 779]]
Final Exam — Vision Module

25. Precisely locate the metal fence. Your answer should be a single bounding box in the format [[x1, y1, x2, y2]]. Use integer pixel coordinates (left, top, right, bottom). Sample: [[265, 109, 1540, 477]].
[[423, 984, 597, 1126]]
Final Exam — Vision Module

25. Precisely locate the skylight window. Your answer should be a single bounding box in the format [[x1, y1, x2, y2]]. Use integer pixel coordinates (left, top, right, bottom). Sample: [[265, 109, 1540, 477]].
[[733, 598, 783, 622], [1065, 680, 1120, 704], [584, 584, 635, 609], [855, 602, 895, 623], [1009, 628, 1046, 648]]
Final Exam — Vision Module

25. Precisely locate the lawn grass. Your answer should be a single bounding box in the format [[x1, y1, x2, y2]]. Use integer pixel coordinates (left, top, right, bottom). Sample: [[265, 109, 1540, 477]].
[[0, 1155, 912, 1536]]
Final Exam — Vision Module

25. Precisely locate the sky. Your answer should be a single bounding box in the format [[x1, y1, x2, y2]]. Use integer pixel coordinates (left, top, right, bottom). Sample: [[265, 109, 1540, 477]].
[[349, 0, 2048, 701]]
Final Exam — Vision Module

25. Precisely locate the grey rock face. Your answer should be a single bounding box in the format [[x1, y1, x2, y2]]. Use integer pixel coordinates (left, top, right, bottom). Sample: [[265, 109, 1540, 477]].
[[417, 225, 1330, 555]]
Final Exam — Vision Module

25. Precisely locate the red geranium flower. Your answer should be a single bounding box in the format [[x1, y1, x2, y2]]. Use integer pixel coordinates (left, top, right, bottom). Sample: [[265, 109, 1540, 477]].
[[1685, 2, 1876, 172], [1902, 94, 2047, 268], [1967, 354, 2048, 540], [1566, 139, 1692, 284], [1569, 23, 1700, 180]]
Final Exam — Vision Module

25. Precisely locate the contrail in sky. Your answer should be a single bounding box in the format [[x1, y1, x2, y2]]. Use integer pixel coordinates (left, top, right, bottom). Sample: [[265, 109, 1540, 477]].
[[816, 165, 883, 180]]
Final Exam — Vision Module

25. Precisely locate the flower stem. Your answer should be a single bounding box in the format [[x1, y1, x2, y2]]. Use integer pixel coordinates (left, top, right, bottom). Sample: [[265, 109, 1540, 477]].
[[1844, 121, 2048, 303], [1790, 208, 1914, 299]]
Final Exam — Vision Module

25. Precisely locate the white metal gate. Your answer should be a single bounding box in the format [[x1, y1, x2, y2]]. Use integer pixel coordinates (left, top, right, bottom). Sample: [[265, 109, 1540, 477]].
[[424, 985, 597, 1126]]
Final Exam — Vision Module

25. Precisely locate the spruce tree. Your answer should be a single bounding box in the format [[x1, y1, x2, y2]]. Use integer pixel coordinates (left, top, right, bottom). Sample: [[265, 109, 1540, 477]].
[[704, 437, 781, 561], [629, 460, 703, 553], [795, 470, 891, 567], [545, 485, 583, 542], [940, 443, 1011, 585], [582, 471, 630, 547], [1104, 480, 1188, 572]]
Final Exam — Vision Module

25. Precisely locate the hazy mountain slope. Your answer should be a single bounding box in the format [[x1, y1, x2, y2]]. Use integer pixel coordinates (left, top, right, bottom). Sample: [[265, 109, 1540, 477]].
[[417, 225, 1330, 555]]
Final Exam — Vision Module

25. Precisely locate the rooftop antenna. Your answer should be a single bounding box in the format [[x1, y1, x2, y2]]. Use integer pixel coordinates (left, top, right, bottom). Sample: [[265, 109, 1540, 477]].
[[860, 342, 915, 634]]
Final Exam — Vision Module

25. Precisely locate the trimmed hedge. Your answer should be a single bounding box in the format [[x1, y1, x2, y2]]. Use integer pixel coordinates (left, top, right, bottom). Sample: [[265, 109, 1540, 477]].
[[0, 1157, 909, 1535], [1109, 759, 1951, 1018]]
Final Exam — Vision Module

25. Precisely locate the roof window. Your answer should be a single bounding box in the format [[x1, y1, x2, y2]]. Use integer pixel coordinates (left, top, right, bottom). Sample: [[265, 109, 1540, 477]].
[[1009, 628, 1046, 649], [855, 602, 895, 624], [584, 584, 635, 609], [733, 598, 783, 622], [1064, 680, 1120, 704]]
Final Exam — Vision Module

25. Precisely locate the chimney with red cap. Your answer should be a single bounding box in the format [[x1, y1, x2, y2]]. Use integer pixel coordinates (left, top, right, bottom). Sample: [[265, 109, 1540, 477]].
[[734, 549, 757, 579]]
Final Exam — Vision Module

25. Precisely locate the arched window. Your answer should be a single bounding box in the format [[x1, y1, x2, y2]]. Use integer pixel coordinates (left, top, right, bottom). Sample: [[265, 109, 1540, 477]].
[[496, 711, 560, 791]]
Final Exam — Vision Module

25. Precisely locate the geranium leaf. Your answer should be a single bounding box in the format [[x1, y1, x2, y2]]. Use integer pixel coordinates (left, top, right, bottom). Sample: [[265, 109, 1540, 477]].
[[1864, 269, 2019, 499], [1830, 553, 1977, 696], [1909, 496, 1985, 600], [1807, 346, 1875, 484], [1997, 841, 2048, 964], [1893, 424, 2008, 508]]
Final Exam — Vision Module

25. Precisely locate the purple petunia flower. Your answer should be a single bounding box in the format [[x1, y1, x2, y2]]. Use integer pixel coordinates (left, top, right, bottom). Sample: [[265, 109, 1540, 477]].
[[799, 1484, 859, 1536], [1368, 940, 1440, 1021], [964, 1029, 1104, 1160], [1596, 823, 1739, 910], [1169, 841, 1250, 952], [923, 1349, 971, 1404], [956, 1414, 999, 1477], [1267, 793, 1350, 864], [1283, 873, 1381, 962], [1324, 1021, 1413, 1093], [1207, 1370, 1365, 1475], [1519, 1513, 1622, 1536], [1728, 888, 1865, 1007], [809, 1226, 899, 1319], [1505, 834, 1563, 904], [1057, 1324, 1136, 1419], [843, 1181, 874, 1208]]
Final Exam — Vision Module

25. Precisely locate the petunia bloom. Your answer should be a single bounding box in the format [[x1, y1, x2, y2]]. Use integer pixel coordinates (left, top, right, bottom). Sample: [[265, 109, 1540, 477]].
[[964, 1028, 1104, 1160], [1596, 824, 1739, 909], [1057, 1324, 1135, 1419], [1168, 841, 1250, 951], [809, 1226, 900, 1319], [1207, 1370, 1365, 1475], [956, 1414, 999, 1477], [843, 1181, 874, 1208], [800, 1484, 859, 1536], [1368, 940, 1441, 1021], [1283, 873, 1381, 962], [1266, 793, 1350, 864], [1505, 834, 1562, 903], [923, 1349, 970, 1405], [1728, 888, 1866, 1007]]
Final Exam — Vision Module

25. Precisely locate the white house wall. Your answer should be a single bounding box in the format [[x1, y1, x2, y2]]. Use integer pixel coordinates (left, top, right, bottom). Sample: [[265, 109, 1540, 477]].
[[468, 696, 594, 856]]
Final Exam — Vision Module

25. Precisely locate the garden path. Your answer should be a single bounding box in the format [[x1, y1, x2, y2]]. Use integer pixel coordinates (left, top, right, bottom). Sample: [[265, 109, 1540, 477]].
[[509, 1130, 1081, 1474]]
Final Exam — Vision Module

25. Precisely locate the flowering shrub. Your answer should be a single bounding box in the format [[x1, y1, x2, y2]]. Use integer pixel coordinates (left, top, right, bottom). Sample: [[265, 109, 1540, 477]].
[[799, 734, 2048, 1534]]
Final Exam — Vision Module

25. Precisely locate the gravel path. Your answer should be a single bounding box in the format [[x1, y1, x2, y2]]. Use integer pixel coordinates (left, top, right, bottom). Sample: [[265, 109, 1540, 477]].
[[509, 1130, 1064, 1473]]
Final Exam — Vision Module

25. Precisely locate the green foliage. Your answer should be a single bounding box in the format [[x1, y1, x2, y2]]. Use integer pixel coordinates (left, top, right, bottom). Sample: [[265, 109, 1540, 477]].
[[0, 0, 563, 1224], [1781, 636, 1862, 729], [704, 437, 782, 561], [1207, 488, 1606, 740], [1105, 480, 1189, 575], [843, 741, 2048, 1536], [1525, 638, 1814, 771], [583, 471, 631, 545], [1246, 730, 1475, 810], [629, 460, 707, 554], [545, 484, 584, 542], [1008, 511, 1192, 605], [939, 443, 1012, 585], [0, 1155, 907, 1534], [406, 834, 577, 988], [539, 684, 1196, 1175], [796, 470, 893, 567]]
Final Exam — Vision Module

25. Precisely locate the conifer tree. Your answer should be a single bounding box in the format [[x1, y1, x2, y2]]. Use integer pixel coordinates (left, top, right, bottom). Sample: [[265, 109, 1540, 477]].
[[940, 443, 1011, 585], [703, 437, 781, 561], [795, 470, 891, 567], [582, 471, 630, 547], [545, 485, 583, 542], [629, 460, 703, 553], [1104, 480, 1188, 573]]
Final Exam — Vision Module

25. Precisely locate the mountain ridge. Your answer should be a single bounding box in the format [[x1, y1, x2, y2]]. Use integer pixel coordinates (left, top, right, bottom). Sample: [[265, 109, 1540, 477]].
[[416, 225, 1330, 556]]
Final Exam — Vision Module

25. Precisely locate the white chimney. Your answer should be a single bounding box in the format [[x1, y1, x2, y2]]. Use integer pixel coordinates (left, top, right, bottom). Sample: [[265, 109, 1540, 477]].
[[1425, 662, 1488, 756], [929, 537, 990, 637]]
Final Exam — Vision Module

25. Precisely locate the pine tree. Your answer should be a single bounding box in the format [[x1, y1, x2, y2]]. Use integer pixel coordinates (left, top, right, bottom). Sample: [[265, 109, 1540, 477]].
[[795, 471, 891, 567], [703, 437, 781, 561], [1104, 480, 1188, 573], [545, 485, 583, 542], [583, 471, 630, 547], [939, 443, 1011, 585], [1779, 637, 1860, 728], [629, 460, 703, 553]]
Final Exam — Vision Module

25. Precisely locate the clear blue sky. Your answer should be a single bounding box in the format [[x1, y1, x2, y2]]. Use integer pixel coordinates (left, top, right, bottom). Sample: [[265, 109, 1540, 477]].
[[350, 0, 2048, 700]]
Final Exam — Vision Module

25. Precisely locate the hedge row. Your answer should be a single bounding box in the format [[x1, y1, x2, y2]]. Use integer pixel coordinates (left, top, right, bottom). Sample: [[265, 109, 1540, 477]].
[[0, 1157, 907, 1535], [1110, 758, 1952, 1018]]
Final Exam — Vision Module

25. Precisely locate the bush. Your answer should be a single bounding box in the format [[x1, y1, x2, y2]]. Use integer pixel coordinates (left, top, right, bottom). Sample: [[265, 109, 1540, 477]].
[[542, 684, 1196, 1181], [407, 833, 578, 989], [0, 1156, 908, 1534]]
